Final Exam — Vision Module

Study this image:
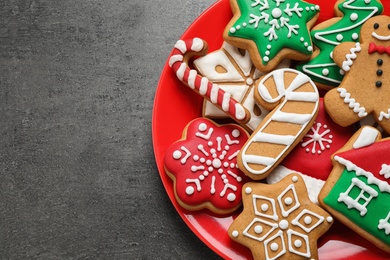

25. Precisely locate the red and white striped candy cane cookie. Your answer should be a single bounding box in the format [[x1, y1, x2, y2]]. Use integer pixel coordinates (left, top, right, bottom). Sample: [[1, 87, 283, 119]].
[[238, 68, 319, 180], [169, 38, 250, 124]]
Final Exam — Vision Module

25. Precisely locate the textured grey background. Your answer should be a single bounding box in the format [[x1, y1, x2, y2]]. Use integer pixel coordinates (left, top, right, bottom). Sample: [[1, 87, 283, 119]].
[[0, 0, 222, 259]]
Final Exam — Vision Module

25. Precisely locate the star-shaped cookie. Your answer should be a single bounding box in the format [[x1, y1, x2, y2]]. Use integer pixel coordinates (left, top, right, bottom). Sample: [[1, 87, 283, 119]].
[[229, 173, 333, 260], [224, 0, 320, 71]]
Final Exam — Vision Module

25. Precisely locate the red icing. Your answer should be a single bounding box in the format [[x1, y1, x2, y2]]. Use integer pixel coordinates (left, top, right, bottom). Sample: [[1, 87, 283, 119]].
[[282, 98, 356, 180], [335, 137, 390, 185], [164, 118, 250, 212]]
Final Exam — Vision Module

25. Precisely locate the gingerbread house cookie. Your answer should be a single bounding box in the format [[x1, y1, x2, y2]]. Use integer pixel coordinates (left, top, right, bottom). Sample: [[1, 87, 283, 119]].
[[319, 126, 390, 253]]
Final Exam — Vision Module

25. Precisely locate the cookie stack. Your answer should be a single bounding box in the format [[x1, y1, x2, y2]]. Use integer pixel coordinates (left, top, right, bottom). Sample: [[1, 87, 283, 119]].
[[163, 0, 390, 258]]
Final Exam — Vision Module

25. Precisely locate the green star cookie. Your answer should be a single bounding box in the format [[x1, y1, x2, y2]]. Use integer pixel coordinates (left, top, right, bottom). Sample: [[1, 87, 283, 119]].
[[224, 0, 320, 71]]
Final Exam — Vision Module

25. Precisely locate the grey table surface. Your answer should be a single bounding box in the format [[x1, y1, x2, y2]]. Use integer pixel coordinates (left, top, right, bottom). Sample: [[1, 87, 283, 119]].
[[0, 0, 224, 259]]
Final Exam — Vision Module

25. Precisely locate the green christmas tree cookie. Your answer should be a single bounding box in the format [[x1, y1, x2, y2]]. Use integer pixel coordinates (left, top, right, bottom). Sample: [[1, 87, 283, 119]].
[[296, 0, 383, 90]]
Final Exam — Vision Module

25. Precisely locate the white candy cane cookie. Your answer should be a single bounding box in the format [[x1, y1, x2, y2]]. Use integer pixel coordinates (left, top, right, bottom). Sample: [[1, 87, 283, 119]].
[[238, 68, 319, 180], [169, 38, 250, 124]]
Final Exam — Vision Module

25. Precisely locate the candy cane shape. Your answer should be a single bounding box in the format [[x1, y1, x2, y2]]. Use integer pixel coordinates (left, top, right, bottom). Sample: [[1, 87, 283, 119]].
[[169, 38, 250, 124], [238, 68, 319, 180]]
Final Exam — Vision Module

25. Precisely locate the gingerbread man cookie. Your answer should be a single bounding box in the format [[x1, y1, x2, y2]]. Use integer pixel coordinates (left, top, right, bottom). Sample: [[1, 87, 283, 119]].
[[325, 15, 390, 134]]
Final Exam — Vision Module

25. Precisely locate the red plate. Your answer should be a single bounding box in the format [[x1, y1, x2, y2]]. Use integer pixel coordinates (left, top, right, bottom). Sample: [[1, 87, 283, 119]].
[[152, 0, 390, 259]]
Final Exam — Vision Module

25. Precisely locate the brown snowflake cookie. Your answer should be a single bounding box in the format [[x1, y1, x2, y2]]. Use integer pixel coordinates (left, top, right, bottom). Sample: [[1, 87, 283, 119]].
[[229, 173, 333, 260]]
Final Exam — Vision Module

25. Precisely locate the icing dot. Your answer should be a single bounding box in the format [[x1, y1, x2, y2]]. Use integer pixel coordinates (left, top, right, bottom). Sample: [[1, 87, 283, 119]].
[[306, 148, 310, 153], [230, 163, 236, 168], [227, 193, 236, 201], [235, 25, 241, 30], [270, 242, 279, 251], [230, 27, 236, 34], [264, 56, 269, 62], [232, 230, 239, 237], [304, 42, 308, 47], [272, 8, 282, 19], [265, 50, 270, 56], [173, 150, 182, 159], [304, 216, 312, 225], [212, 158, 222, 168], [300, 37, 304, 42], [203, 171, 209, 176], [327, 216, 333, 223], [254, 225, 263, 234], [237, 177, 242, 182], [365, 0, 371, 3], [186, 186, 194, 195], [339, 69, 345, 75], [294, 239, 302, 248], [322, 68, 329, 76], [206, 160, 212, 166], [208, 166, 213, 172], [279, 220, 288, 230], [336, 34, 343, 41], [315, 5, 320, 10], [193, 155, 199, 161], [284, 197, 293, 205], [200, 158, 206, 163], [232, 129, 240, 138], [267, 45, 272, 50], [208, 141, 213, 147], [350, 13, 358, 21], [307, 46, 313, 52], [218, 169, 223, 174], [245, 187, 252, 194], [242, 22, 247, 27], [305, 7, 310, 11], [352, 33, 359, 40], [210, 148, 216, 154], [198, 123, 207, 131], [310, 6, 315, 11], [223, 162, 229, 168], [261, 203, 269, 212], [225, 145, 230, 150], [199, 175, 205, 181], [292, 176, 298, 182], [246, 78, 253, 85], [222, 174, 227, 179]]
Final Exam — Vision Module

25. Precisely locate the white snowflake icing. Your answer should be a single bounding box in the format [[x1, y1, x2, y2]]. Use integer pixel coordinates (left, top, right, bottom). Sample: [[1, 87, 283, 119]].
[[301, 122, 333, 154], [173, 123, 243, 201], [234, 176, 331, 259]]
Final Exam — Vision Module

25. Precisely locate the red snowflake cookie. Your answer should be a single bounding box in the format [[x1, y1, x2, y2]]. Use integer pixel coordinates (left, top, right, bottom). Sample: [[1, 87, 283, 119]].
[[164, 118, 250, 214]]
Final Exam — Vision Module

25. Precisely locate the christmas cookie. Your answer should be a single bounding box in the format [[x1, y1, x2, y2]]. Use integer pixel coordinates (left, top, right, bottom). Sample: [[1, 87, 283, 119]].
[[238, 68, 319, 180], [281, 98, 356, 181], [297, 0, 383, 90], [319, 126, 390, 253], [229, 174, 333, 260], [164, 118, 250, 215], [324, 15, 390, 134], [193, 41, 290, 132], [223, 0, 320, 72], [169, 38, 250, 125]]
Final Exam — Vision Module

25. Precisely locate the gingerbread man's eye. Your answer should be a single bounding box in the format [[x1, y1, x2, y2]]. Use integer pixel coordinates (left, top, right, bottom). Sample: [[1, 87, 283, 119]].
[[388, 24, 390, 30], [374, 23, 379, 29]]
